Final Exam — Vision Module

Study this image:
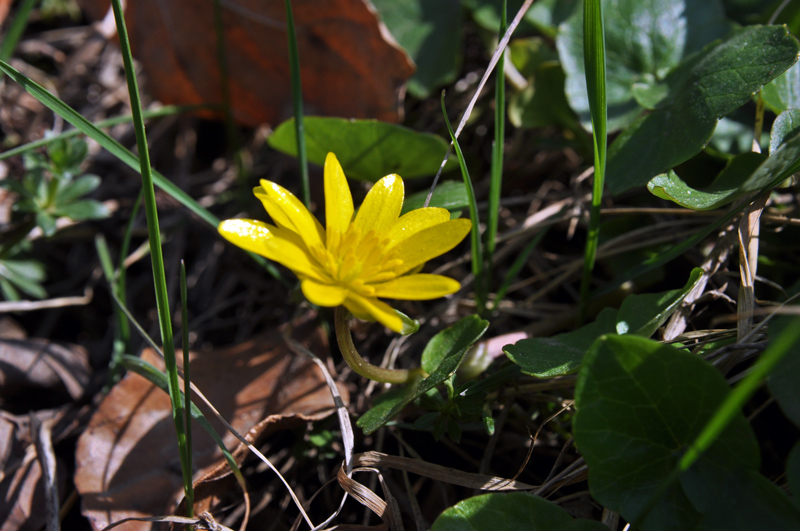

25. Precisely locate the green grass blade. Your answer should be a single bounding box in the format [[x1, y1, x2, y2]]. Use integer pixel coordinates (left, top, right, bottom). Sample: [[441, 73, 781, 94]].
[[486, 0, 507, 264], [441, 92, 485, 313], [108, 285, 246, 500], [0, 60, 286, 284], [108, 0, 191, 509], [0, 0, 37, 62], [120, 354, 244, 486], [679, 318, 800, 470], [179, 260, 194, 515], [0, 105, 213, 161], [284, 0, 310, 207], [94, 234, 128, 389], [578, 0, 607, 322]]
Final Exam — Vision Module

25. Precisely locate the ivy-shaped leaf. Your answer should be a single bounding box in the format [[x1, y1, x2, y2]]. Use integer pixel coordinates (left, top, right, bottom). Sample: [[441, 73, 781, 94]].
[[574, 335, 760, 530], [606, 25, 800, 194]]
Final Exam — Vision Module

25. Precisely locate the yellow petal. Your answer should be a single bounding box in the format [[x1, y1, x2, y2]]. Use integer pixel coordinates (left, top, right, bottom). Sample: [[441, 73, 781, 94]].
[[218, 219, 325, 281], [343, 293, 403, 333], [386, 207, 451, 246], [324, 153, 354, 249], [391, 218, 472, 275], [255, 180, 325, 250], [353, 174, 404, 235], [372, 274, 460, 300], [301, 279, 347, 307]]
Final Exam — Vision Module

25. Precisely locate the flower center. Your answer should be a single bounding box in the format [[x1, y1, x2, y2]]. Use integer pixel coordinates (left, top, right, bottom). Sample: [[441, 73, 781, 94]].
[[310, 226, 404, 295]]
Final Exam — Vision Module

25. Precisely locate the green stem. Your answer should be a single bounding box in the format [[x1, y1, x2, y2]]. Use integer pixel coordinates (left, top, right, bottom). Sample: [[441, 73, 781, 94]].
[[284, 0, 310, 207], [109, 0, 192, 510], [578, 0, 608, 323], [334, 307, 424, 384]]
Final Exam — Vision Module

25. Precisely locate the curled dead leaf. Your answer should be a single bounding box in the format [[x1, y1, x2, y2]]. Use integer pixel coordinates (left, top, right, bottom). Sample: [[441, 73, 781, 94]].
[[74, 316, 348, 530], [0, 338, 91, 412], [77, 0, 415, 126]]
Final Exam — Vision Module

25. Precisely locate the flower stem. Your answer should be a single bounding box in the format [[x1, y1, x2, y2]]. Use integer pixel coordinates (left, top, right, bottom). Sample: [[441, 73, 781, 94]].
[[334, 307, 425, 384]]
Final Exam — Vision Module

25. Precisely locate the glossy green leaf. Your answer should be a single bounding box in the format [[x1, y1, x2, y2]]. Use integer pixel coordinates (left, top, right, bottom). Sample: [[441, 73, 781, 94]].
[[606, 25, 800, 194], [357, 315, 489, 434], [681, 460, 800, 530], [647, 152, 767, 210], [649, 127, 800, 209], [574, 335, 759, 530], [504, 307, 617, 378], [762, 61, 800, 113], [616, 267, 703, 336], [371, 0, 462, 98], [770, 109, 800, 155], [430, 492, 608, 531], [505, 269, 702, 377], [558, 0, 730, 133], [422, 315, 490, 374], [401, 180, 468, 215], [768, 316, 800, 428], [268, 117, 456, 182]]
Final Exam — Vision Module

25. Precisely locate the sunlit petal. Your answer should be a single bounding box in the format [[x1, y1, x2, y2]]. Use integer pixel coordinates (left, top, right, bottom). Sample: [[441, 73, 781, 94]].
[[301, 279, 348, 307], [353, 174, 403, 234], [324, 153, 354, 248], [256, 180, 325, 250], [218, 219, 325, 281], [220, 152, 471, 334], [372, 274, 460, 300], [391, 218, 472, 275], [385, 207, 451, 247], [344, 293, 404, 333]]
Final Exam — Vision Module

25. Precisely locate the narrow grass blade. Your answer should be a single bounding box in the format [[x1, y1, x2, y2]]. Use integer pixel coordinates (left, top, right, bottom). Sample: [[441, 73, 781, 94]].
[[108, 0, 191, 509], [120, 354, 243, 484], [578, 0, 608, 322], [284, 0, 310, 207], [0, 0, 37, 62], [0, 60, 286, 284], [486, 0, 507, 264], [180, 260, 194, 515], [441, 92, 485, 313], [95, 234, 128, 389]]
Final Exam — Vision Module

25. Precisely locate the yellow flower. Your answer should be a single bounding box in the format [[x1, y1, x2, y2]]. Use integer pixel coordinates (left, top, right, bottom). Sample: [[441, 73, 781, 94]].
[[219, 153, 471, 333]]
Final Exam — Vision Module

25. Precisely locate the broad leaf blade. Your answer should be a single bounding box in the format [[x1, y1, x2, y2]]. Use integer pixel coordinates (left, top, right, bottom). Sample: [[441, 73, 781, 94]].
[[371, 0, 462, 98], [557, 0, 730, 132], [268, 117, 456, 181], [607, 25, 800, 194], [357, 315, 489, 434], [431, 492, 608, 531], [574, 335, 759, 530]]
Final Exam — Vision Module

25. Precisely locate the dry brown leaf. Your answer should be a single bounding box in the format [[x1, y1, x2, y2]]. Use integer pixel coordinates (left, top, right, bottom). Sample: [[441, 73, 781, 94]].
[[185, 413, 314, 518], [0, 413, 67, 531], [0, 0, 13, 27], [74, 316, 348, 531], [77, 0, 414, 127], [0, 338, 91, 412]]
